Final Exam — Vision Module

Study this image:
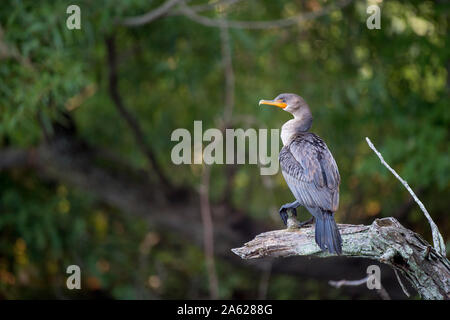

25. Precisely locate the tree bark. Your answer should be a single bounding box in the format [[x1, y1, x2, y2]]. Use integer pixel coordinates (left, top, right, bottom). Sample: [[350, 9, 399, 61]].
[[232, 216, 450, 300]]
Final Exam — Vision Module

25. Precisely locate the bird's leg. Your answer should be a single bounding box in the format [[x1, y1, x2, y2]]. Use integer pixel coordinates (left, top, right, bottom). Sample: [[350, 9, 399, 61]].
[[297, 216, 315, 228], [279, 200, 300, 226]]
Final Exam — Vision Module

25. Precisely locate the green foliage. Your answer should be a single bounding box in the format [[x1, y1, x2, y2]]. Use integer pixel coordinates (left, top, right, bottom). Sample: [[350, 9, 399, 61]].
[[0, 0, 448, 299]]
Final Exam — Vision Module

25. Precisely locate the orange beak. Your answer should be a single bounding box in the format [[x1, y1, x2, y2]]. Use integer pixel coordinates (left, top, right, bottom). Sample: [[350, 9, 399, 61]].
[[259, 99, 287, 109]]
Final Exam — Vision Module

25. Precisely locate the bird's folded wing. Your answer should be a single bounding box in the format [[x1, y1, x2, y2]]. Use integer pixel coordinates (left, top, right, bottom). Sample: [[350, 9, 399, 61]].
[[279, 134, 340, 211]]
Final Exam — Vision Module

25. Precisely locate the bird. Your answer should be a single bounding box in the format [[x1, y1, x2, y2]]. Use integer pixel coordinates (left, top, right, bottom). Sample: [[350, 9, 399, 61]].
[[259, 93, 342, 254]]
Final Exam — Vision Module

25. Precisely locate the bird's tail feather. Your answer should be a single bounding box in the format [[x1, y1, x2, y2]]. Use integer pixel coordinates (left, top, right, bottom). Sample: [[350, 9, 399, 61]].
[[314, 211, 342, 255]]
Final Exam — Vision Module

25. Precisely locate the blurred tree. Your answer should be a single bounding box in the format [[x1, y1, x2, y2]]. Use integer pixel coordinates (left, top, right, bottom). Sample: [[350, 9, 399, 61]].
[[0, 0, 448, 299]]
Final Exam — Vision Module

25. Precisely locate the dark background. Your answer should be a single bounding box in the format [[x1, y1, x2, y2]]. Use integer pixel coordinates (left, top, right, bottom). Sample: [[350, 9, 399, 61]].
[[0, 0, 448, 299]]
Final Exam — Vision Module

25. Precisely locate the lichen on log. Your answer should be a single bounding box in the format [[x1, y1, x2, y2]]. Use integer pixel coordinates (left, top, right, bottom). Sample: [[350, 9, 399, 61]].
[[232, 217, 450, 300]]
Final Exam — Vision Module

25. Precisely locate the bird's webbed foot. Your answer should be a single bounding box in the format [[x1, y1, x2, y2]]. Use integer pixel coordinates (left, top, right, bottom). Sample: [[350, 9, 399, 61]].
[[279, 201, 300, 226]]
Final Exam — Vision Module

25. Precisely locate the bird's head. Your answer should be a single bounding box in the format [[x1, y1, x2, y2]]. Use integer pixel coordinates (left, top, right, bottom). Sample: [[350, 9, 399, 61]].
[[259, 93, 308, 115]]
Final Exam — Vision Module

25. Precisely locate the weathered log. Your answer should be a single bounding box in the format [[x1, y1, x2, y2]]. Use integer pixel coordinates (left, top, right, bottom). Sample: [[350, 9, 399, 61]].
[[232, 216, 450, 300]]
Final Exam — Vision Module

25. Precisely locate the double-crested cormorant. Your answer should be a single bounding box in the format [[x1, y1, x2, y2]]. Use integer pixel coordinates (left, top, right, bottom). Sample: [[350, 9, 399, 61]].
[[259, 93, 342, 254]]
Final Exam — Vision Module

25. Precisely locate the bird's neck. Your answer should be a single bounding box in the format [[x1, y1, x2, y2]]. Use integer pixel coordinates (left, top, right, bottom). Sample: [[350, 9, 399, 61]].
[[281, 107, 313, 145]]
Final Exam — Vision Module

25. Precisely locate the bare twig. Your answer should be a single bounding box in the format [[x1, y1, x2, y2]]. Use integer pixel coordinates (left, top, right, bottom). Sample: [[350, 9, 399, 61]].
[[119, 0, 352, 30], [120, 0, 182, 26], [168, 0, 242, 16], [365, 137, 446, 256], [199, 165, 219, 299], [329, 276, 391, 300], [329, 276, 369, 288], [105, 35, 174, 193], [394, 268, 410, 298], [177, 0, 353, 29]]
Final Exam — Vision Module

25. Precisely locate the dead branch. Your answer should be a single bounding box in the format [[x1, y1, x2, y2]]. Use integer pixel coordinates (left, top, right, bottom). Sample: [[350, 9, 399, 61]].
[[329, 276, 391, 300], [394, 268, 410, 298], [168, 0, 242, 16], [329, 277, 369, 288], [232, 217, 450, 300], [120, 0, 182, 26], [365, 137, 446, 256], [176, 0, 353, 30], [118, 0, 353, 30]]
